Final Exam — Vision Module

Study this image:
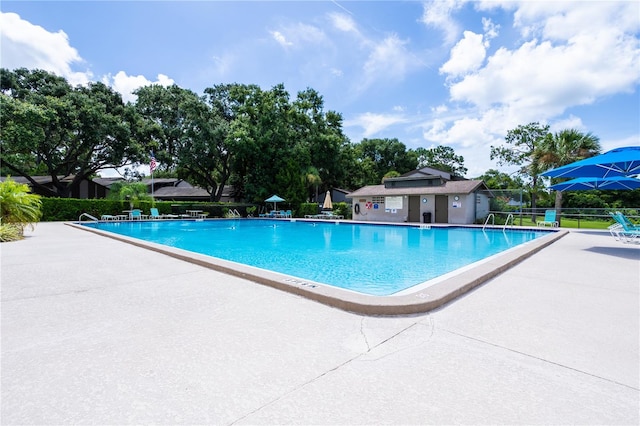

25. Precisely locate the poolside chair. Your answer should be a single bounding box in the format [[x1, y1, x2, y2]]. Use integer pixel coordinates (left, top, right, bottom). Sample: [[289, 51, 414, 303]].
[[609, 212, 640, 244], [537, 210, 558, 227], [149, 208, 163, 220], [614, 211, 640, 230], [130, 209, 148, 220]]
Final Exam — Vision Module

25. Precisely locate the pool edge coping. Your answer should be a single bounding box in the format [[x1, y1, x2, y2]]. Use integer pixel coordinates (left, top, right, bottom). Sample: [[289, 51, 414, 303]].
[[66, 221, 568, 316]]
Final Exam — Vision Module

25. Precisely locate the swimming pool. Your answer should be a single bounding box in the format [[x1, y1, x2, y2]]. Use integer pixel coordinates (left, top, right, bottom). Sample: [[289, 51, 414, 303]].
[[81, 219, 552, 296]]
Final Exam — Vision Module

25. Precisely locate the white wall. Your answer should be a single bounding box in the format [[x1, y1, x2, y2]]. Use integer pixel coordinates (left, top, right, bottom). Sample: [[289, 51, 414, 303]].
[[351, 197, 407, 222], [351, 193, 482, 224], [475, 193, 491, 221]]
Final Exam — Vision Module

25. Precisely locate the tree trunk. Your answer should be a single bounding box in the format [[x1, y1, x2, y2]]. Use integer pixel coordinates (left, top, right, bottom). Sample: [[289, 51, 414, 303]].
[[530, 176, 538, 222], [555, 190, 563, 227]]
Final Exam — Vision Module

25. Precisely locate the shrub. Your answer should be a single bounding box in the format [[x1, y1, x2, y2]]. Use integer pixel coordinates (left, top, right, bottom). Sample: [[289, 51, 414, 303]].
[[38, 198, 256, 221], [333, 202, 351, 219], [0, 178, 42, 239], [0, 224, 23, 242], [298, 203, 319, 218]]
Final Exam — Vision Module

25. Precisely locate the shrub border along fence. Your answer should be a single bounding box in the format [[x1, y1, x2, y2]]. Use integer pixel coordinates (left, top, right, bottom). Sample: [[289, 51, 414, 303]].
[[41, 198, 254, 222], [41, 198, 353, 222]]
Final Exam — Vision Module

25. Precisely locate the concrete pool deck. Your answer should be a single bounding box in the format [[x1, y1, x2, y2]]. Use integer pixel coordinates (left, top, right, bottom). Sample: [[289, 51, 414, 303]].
[[1, 221, 638, 424]]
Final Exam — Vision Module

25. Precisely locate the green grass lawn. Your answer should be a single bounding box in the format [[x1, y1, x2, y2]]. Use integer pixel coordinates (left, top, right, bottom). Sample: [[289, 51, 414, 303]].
[[508, 215, 612, 229]]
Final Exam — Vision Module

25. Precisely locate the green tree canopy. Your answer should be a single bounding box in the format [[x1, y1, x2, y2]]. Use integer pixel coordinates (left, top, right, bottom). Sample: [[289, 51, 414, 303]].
[[414, 145, 467, 177], [354, 138, 417, 185], [535, 128, 601, 219], [491, 122, 551, 216], [0, 68, 146, 197], [474, 169, 524, 189], [108, 181, 153, 209]]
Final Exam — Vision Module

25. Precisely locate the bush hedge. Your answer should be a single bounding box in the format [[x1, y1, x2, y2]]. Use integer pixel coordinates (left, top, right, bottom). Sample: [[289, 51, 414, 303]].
[[39, 198, 353, 221], [40, 198, 257, 221]]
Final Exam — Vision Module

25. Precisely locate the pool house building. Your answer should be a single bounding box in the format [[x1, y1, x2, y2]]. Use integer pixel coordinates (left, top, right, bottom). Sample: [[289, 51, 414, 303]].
[[346, 167, 492, 224]]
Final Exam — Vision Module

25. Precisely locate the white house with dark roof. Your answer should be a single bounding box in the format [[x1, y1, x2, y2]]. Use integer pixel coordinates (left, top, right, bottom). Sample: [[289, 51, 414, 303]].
[[346, 167, 492, 224]]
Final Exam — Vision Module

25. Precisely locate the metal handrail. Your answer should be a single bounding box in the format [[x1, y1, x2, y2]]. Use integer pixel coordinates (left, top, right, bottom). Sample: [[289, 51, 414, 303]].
[[483, 213, 495, 230], [225, 209, 241, 218], [78, 213, 99, 222], [503, 213, 514, 231]]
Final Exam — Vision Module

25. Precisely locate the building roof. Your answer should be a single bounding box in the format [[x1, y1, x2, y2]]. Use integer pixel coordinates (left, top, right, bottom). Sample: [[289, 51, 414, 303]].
[[400, 167, 452, 180], [153, 186, 211, 199], [346, 180, 489, 198], [1, 175, 111, 189]]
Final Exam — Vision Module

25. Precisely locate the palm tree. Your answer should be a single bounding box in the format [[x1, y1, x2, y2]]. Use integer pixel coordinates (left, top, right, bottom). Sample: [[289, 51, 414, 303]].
[[304, 166, 322, 203], [0, 178, 43, 241], [109, 181, 153, 210], [536, 129, 601, 224]]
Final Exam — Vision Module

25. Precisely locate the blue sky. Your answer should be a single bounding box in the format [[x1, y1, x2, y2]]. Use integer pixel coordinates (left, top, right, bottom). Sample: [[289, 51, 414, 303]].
[[1, 1, 639, 178]]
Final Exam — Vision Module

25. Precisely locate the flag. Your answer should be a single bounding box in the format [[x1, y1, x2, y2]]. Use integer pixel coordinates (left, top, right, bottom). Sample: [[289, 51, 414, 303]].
[[150, 154, 157, 173]]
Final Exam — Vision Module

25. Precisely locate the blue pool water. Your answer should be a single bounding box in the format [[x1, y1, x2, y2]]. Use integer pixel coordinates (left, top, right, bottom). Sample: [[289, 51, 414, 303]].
[[83, 220, 550, 296]]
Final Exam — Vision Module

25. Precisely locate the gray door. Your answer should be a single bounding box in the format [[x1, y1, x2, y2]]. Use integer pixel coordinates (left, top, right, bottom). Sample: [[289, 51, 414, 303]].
[[408, 196, 420, 222], [435, 195, 448, 223]]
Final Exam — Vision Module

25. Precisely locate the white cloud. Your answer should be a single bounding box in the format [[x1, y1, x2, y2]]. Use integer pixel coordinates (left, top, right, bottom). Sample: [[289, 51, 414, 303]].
[[270, 23, 327, 49], [103, 71, 175, 103], [600, 134, 640, 153], [329, 67, 343, 77], [210, 54, 235, 78], [432, 104, 449, 114], [549, 115, 585, 134], [420, 0, 468, 45], [359, 34, 423, 92], [326, 12, 425, 93], [270, 30, 293, 48], [425, 1, 640, 177], [512, 1, 639, 41], [345, 112, 409, 138], [439, 31, 486, 77], [329, 12, 359, 34], [449, 28, 639, 114], [482, 17, 499, 43], [0, 11, 91, 86]]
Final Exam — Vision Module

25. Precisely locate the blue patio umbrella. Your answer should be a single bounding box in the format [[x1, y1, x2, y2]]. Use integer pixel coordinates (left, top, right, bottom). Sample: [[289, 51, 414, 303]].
[[265, 194, 285, 210], [542, 146, 640, 178], [548, 176, 640, 191]]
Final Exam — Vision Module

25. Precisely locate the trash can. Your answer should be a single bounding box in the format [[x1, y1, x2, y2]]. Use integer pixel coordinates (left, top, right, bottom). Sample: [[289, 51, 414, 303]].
[[423, 212, 431, 223]]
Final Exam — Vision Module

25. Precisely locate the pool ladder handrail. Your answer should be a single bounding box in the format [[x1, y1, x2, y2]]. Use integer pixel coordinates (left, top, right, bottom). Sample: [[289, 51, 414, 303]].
[[226, 209, 241, 218], [482, 213, 495, 230], [503, 213, 514, 231], [78, 212, 99, 222]]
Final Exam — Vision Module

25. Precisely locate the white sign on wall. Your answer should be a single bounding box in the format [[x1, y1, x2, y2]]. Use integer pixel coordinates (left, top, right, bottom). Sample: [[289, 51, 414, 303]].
[[385, 196, 403, 209]]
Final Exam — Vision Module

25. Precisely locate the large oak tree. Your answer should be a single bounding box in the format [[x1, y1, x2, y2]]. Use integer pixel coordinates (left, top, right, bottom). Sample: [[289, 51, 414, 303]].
[[1, 68, 146, 197]]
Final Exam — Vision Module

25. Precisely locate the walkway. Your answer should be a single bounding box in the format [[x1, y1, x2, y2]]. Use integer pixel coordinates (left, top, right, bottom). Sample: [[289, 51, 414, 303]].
[[1, 222, 638, 424]]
